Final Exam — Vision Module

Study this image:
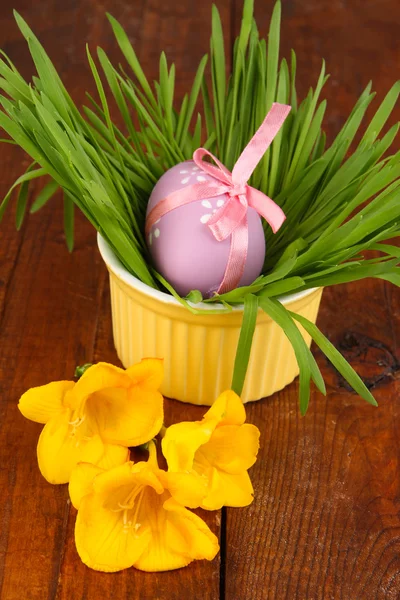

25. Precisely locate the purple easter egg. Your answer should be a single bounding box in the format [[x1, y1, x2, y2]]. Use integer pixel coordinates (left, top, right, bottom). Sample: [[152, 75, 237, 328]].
[[145, 160, 266, 298]]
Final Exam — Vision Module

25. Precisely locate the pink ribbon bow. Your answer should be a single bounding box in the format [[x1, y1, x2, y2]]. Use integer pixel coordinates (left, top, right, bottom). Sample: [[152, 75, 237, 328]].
[[146, 102, 291, 294]]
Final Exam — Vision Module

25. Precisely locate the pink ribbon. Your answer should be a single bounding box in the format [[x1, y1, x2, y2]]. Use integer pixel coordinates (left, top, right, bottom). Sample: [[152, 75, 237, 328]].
[[146, 102, 291, 294]]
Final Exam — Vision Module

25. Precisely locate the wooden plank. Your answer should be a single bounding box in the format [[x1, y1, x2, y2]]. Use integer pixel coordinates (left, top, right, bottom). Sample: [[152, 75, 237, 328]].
[[54, 0, 233, 595], [225, 1, 400, 598], [0, 201, 107, 600], [0, 148, 29, 326], [0, 4, 110, 598], [56, 279, 221, 599], [249, 0, 400, 141], [0, 0, 231, 598], [225, 282, 400, 599]]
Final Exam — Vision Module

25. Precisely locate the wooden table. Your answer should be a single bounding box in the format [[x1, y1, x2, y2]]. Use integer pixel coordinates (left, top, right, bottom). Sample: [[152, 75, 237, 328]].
[[1, 1, 400, 598]]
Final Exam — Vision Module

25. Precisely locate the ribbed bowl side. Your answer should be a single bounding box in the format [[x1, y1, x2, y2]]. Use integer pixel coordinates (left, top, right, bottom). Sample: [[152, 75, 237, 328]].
[[108, 271, 323, 405]]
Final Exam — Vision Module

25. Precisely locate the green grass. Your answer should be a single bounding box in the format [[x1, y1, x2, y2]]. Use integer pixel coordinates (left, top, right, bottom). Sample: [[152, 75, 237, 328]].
[[0, 0, 399, 412]]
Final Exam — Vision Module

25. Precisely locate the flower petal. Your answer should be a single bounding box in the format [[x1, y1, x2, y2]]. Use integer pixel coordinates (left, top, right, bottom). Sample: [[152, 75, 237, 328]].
[[160, 470, 207, 509], [133, 494, 219, 572], [69, 463, 104, 510], [204, 390, 246, 427], [36, 414, 120, 484], [162, 421, 217, 472], [78, 434, 105, 464], [93, 461, 164, 503], [201, 467, 254, 510], [37, 410, 87, 484], [75, 492, 151, 572], [200, 424, 260, 474], [86, 386, 164, 447], [18, 381, 75, 424], [96, 443, 129, 471], [126, 358, 164, 390], [67, 362, 131, 409], [78, 434, 129, 471]]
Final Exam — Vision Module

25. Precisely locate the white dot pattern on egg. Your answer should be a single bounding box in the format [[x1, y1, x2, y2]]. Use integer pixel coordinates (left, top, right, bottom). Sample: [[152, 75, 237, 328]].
[[145, 160, 266, 297], [177, 164, 203, 185]]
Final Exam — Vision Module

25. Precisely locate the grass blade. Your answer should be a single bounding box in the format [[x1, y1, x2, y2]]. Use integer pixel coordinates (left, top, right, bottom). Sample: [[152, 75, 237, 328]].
[[291, 312, 378, 406], [0, 163, 45, 223], [232, 294, 259, 395], [30, 179, 59, 213], [16, 166, 34, 229], [259, 295, 326, 414], [210, 5, 226, 135], [63, 192, 74, 252], [107, 13, 157, 110], [361, 81, 400, 146]]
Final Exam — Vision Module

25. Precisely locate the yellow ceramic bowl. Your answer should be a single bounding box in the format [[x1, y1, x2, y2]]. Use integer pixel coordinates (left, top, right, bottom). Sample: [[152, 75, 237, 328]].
[[98, 235, 323, 405]]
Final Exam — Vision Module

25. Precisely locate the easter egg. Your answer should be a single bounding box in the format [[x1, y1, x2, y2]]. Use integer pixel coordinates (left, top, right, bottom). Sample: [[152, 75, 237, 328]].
[[145, 160, 266, 298]]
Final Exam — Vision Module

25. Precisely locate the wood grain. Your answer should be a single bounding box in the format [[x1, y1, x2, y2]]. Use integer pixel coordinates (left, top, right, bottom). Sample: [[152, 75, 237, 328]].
[[0, 0, 399, 599], [225, 283, 400, 600], [225, 2, 400, 598], [55, 284, 222, 600]]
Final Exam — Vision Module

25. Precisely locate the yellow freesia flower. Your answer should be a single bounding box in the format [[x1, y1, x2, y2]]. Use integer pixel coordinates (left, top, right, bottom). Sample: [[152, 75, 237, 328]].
[[18, 359, 164, 484], [71, 444, 219, 572], [162, 390, 260, 510]]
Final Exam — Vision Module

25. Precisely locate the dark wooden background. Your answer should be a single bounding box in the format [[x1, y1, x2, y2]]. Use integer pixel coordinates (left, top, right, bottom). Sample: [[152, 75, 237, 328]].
[[1, 0, 400, 598]]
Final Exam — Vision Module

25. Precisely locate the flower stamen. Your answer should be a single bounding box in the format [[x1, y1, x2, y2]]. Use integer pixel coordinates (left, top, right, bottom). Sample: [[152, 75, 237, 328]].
[[118, 488, 146, 536], [68, 414, 86, 437]]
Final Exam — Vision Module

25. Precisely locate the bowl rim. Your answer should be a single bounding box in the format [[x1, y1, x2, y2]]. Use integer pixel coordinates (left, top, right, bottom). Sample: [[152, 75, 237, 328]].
[[97, 233, 319, 312]]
